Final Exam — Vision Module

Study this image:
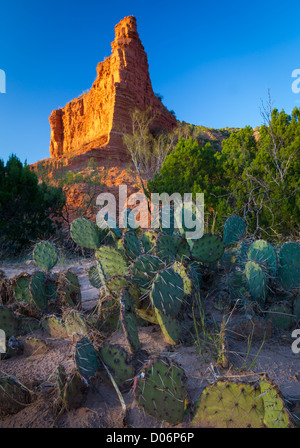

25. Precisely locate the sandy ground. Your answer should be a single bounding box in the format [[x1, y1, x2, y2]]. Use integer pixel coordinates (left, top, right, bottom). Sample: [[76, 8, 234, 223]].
[[0, 262, 299, 428]]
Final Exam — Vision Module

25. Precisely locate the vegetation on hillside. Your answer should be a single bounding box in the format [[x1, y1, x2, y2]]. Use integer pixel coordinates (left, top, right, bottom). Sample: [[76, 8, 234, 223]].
[[148, 107, 300, 238], [0, 155, 65, 255]]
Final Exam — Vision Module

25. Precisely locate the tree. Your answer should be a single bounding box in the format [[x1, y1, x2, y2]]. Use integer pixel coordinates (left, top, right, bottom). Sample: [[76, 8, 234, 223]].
[[0, 154, 65, 254], [148, 137, 226, 230], [123, 108, 176, 201], [149, 104, 300, 238]]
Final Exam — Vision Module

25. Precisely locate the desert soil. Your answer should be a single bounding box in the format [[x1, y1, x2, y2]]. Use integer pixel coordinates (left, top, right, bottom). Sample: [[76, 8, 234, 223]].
[[0, 261, 299, 428]]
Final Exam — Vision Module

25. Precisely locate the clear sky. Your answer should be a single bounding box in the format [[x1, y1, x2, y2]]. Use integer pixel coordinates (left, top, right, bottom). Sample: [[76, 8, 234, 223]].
[[1, 0, 300, 164]]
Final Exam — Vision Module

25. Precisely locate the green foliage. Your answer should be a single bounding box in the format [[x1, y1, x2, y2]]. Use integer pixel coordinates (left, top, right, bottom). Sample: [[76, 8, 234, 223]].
[[149, 107, 300, 237], [0, 154, 65, 254]]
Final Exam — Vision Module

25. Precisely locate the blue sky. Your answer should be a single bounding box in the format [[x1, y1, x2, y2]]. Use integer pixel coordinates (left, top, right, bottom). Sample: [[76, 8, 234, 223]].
[[0, 0, 300, 164]]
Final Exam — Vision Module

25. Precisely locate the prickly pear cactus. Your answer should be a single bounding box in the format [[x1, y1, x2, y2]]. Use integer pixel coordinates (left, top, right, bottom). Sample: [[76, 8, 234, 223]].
[[134, 357, 187, 424], [120, 288, 140, 354], [0, 306, 18, 338], [259, 379, 291, 428], [41, 315, 68, 338], [0, 376, 31, 415], [192, 233, 224, 264], [88, 264, 102, 289], [122, 230, 142, 260], [150, 268, 185, 316], [64, 310, 89, 338], [63, 371, 86, 409], [13, 273, 32, 304], [99, 344, 135, 390], [95, 246, 128, 279], [223, 215, 246, 247], [74, 337, 100, 380], [46, 276, 58, 303], [171, 261, 193, 295], [174, 237, 191, 261], [71, 217, 103, 249], [58, 270, 81, 307], [248, 240, 277, 277], [141, 230, 157, 253], [29, 271, 48, 310], [130, 254, 165, 290], [155, 233, 177, 263], [159, 205, 175, 236], [278, 242, 300, 291], [135, 308, 159, 324], [155, 308, 181, 345], [33, 241, 58, 272], [193, 381, 265, 428], [236, 238, 252, 269], [244, 261, 266, 303]]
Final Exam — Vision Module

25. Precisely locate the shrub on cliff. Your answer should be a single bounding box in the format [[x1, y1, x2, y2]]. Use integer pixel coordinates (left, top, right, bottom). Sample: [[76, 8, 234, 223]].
[[0, 154, 65, 255], [148, 107, 300, 238]]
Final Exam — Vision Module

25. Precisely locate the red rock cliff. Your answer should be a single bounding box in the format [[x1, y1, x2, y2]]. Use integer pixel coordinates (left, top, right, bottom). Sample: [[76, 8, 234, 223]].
[[49, 16, 177, 159]]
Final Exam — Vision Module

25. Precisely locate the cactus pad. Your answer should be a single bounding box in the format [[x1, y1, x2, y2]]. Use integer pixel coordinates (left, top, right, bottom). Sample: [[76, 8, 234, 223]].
[[63, 372, 86, 409], [95, 246, 128, 279], [99, 344, 135, 390], [192, 233, 224, 263], [141, 230, 157, 253], [122, 230, 142, 260], [33, 241, 58, 271], [75, 337, 100, 380], [134, 357, 187, 424], [130, 254, 165, 290], [244, 261, 266, 303], [71, 217, 102, 249], [29, 271, 48, 310], [223, 215, 246, 247], [64, 310, 89, 338], [278, 242, 300, 291], [154, 233, 177, 263], [171, 261, 193, 296], [193, 381, 265, 428], [155, 308, 181, 345], [13, 273, 31, 304], [120, 288, 140, 354], [150, 268, 185, 316], [41, 315, 68, 338], [248, 240, 277, 277], [88, 264, 102, 289], [58, 270, 81, 307], [0, 376, 31, 415], [259, 378, 291, 428]]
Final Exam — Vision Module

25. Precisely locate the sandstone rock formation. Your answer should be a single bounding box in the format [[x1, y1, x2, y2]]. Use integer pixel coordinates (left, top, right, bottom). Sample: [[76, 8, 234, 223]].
[[49, 15, 177, 160]]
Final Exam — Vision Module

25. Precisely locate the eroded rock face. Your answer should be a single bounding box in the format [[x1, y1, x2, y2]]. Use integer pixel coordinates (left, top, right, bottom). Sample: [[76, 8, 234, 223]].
[[49, 16, 177, 159]]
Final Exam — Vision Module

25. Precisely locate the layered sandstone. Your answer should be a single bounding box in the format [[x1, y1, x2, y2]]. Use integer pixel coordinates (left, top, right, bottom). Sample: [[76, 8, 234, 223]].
[[49, 16, 177, 159]]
